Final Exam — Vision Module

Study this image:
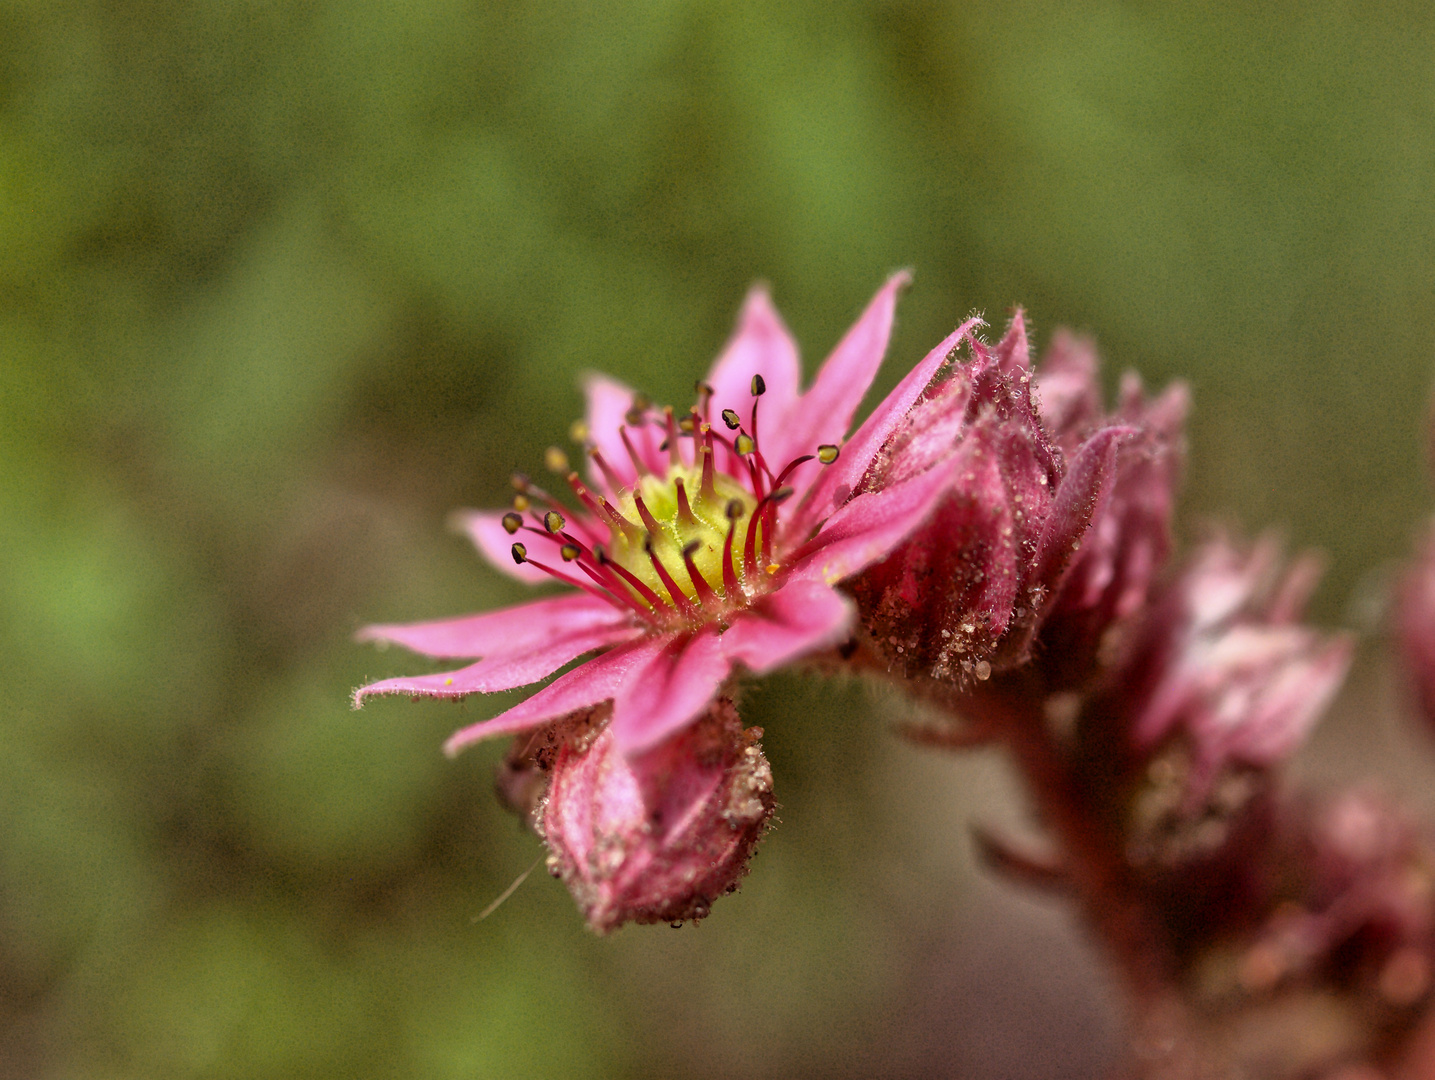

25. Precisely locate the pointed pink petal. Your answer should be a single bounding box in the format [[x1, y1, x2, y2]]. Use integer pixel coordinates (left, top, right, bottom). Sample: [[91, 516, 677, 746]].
[[452, 510, 552, 585], [582, 372, 641, 491], [765, 272, 909, 481], [611, 629, 731, 756], [357, 592, 633, 659], [995, 309, 1031, 372], [705, 288, 802, 461], [439, 637, 666, 755], [1030, 426, 1132, 603], [791, 315, 984, 536], [354, 620, 645, 704], [786, 461, 953, 587], [720, 579, 854, 673]]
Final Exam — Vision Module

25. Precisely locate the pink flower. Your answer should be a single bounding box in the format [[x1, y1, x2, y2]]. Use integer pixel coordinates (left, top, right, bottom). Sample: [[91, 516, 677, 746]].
[[534, 696, 774, 933], [848, 311, 1132, 682], [1122, 536, 1352, 800], [354, 273, 982, 758]]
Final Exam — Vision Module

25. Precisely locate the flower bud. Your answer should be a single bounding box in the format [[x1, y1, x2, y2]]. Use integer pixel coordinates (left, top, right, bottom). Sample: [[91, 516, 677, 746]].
[[1035, 361, 1189, 690], [849, 312, 1127, 683], [537, 697, 774, 933], [1119, 536, 1352, 803]]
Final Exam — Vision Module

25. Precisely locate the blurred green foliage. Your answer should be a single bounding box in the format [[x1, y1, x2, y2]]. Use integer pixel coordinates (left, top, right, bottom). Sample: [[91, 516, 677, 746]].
[[4, 2, 1435, 1076]]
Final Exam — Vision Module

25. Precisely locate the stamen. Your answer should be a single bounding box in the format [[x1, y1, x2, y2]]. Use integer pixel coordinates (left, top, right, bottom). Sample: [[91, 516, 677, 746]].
[[501, 512, 523, 535], [681, 539, 717, 604], [566, 472, 612, 523], [721, 500, 743, 597], [772, 455, 814, 489], [818, 444, 840, 465], [594, 544, 668, 611], [619, 426, 651, 478], [631, 492, 665, 540], [735, 433, 754, 456], [512, 494, 531, 513], [645, 536, 697, 616], [749, 374, 765, 451], [760, 486, 794, 564], [674, 478, 698, 526], [699, 426, 717, 502], [560, 544, 580, 562], [624, 393, 652, 427], [694, 381, 714, 425], [543, 510, 566, 534], [664, 406, 682, 468], [588, 448, 627, 493], [544, 447, 569, 473], [569, 419, 590, 444], [721, 408, 742, 431], [513, 543, 632, 610]]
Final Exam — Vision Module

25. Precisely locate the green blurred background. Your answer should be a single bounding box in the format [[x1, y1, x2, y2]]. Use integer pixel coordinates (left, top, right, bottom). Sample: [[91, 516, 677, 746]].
[[4, 2, 1435, 1077]]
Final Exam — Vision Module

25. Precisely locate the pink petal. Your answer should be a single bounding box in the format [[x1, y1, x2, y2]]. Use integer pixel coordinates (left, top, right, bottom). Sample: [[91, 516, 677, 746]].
[[705, 287, 802, 471], [582, 372, 643, 491], [611, 629, 732, 756], [787, 461, 953, 587], [452, 510, 552, 585], [720, 579, 854, 673], [1030, 426, 1132, 604], [791, 315, 984, 537], [354, 619, 644, 703], [765, 271, 909, 482], [357, 592, 633, 659], [995, 309, 1031, 373], [440, 637, 667, 755]]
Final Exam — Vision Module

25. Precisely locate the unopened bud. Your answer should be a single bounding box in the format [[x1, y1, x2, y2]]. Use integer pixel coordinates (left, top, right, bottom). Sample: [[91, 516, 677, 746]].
[[539, 697, 774, 934]]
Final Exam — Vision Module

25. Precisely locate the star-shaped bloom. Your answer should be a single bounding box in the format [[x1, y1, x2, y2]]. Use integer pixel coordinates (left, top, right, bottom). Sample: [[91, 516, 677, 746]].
[[355, 274, 982, 759]]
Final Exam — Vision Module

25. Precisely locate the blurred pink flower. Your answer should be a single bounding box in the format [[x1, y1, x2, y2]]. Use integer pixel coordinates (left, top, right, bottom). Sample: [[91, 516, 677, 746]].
[[1126, 536, 1352, 800], [1397, 519, 1435, 734], [355, 274, 982, 757], [849, 311, 1132, 682], [536, 697, 773, 933]]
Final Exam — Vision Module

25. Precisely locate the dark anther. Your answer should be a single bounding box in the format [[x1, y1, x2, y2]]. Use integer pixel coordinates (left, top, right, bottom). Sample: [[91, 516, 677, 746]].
[[725, 499, 744, 520], [768, 485, 795, 504], [818, 444, 841, 464], [625, 393, 652, 427], [837, 638, 859, 660], [593, 543, 610, 564], [682, 539, 702, 559], [511, 543, 529, 564], [544, 511, 566, 533], [643, 535, 655, 555], [721, 408, 741, 430], [560, 544, 580, 562], [750, 373, 766, 396], [658, 439, 669, 451], [735, 433, 755, 456], [694, 380, 713, 398], [501, 512, 523, 535]]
